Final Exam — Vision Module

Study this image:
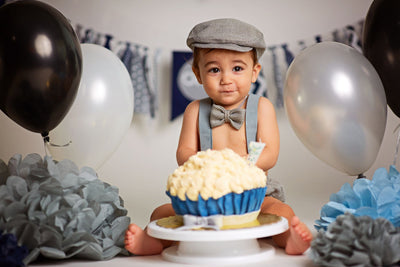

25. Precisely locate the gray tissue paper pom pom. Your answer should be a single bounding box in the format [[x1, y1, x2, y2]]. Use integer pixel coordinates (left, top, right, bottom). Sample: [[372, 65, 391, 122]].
[[0, 153, 131, 264], [310, 212, 400, 266]]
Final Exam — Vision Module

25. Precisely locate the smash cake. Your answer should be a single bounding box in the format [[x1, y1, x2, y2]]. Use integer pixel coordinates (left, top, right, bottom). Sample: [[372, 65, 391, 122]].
[[165, 148, 269, 229]]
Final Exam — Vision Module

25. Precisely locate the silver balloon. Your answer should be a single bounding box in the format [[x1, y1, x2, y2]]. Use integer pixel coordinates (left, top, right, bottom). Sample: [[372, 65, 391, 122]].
[[284, 42, 387, 176]]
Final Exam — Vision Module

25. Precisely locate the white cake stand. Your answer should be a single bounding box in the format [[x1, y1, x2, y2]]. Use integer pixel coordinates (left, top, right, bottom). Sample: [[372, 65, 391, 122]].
[[147, 216, 288, 265]]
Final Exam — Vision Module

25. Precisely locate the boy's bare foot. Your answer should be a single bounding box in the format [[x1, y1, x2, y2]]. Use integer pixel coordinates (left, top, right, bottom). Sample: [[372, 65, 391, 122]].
[[285, 216, 312, 255], [124, 223, 164, 255]]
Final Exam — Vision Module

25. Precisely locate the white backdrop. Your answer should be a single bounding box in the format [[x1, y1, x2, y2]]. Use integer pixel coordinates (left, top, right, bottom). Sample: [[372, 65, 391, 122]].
[[2, 0, 397, 230]]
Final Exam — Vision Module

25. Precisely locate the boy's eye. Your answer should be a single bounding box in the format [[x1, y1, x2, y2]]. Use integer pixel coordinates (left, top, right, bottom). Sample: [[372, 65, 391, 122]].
[[209, 67, 220, 73], [233, 66, 243, 72]]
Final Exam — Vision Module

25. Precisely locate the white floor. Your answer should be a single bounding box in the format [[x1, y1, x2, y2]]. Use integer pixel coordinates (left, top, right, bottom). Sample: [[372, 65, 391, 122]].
[[28, 198, 320, 267], [30, 239, 316, 267]]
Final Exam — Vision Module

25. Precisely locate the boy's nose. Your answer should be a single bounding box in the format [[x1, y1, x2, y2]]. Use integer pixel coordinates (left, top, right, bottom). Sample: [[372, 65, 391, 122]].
[[220, 72, 232, 85]]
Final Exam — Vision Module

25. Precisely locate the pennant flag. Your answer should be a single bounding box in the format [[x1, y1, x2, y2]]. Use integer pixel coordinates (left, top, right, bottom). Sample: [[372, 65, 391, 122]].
[[74, 24, 158, 118], [171, 51, 207, 120]]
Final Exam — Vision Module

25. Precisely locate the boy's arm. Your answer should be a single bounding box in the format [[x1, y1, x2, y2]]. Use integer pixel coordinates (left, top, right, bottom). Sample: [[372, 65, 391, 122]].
[[176, 100, 200, 166], [255, 97, 280, 172]]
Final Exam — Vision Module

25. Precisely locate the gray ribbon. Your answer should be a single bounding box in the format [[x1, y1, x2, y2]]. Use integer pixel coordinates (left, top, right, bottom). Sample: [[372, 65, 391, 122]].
[[177, 214, 223, 230], [210, 104, 245, 130]]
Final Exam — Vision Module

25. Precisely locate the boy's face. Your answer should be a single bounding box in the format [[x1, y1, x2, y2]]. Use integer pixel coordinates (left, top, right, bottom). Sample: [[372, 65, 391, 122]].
[[192, 49, 261, 109]]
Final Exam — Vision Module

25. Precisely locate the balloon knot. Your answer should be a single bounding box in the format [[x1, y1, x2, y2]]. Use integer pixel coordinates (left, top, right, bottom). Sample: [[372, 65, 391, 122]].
[[42, 132, 50, 143], [357, 173, 366, 179]]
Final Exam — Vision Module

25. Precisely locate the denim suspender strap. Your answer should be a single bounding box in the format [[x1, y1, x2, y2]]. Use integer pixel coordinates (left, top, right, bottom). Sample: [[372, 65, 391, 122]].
[[199, 94, 260, 152], [198, 98, 213, 151], [245, 94, 260, 152]]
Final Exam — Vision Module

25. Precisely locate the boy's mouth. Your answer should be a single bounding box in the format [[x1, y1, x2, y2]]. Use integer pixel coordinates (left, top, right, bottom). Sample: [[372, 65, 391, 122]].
[[220, 89, 236, 93]]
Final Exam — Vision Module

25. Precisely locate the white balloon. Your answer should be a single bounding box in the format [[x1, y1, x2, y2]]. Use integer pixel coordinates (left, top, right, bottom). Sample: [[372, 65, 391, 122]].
[[284, 42, 387, 176], [48, 44, 134, 169]]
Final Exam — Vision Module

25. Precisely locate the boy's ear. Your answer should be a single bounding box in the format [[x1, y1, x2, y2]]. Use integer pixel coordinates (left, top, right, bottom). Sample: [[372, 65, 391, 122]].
[[192, 66, 202, 84], [251, 63, 262, 83]]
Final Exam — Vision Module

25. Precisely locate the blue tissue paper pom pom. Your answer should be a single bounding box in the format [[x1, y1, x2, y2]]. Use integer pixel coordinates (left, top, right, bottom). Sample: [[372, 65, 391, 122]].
[[315, 165, 400, 231], [0, 230, 28, 267]]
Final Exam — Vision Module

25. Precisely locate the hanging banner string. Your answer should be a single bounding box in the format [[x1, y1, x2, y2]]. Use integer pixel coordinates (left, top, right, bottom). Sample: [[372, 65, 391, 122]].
[[70, 19, 363, 121]]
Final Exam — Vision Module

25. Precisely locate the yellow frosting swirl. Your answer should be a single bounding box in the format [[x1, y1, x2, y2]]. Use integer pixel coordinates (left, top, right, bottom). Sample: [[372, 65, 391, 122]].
[[167, 149, 267, 201]]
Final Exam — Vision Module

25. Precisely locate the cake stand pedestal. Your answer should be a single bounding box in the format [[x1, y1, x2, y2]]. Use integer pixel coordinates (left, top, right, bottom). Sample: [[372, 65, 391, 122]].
[[147, 216, 288, 265]]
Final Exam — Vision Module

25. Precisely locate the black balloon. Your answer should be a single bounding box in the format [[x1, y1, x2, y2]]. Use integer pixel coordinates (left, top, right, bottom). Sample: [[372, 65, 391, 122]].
[[0, 1, 82, 136], [363, 0, 400, 118]]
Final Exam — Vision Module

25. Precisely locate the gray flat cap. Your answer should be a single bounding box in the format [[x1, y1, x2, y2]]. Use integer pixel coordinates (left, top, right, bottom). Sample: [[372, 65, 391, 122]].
[[187, 18, 266, 59]]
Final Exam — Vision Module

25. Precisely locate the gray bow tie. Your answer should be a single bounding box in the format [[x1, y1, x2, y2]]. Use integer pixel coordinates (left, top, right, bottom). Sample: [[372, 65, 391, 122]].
[[210, 104, 245, 130]]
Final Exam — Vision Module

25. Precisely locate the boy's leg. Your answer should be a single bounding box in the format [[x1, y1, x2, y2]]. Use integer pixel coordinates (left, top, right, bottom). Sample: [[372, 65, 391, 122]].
[[150, 203, 175, 221], [260, 197, 312, 255], [124, 203, 175, 255], [285, 216, 313, 254]]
